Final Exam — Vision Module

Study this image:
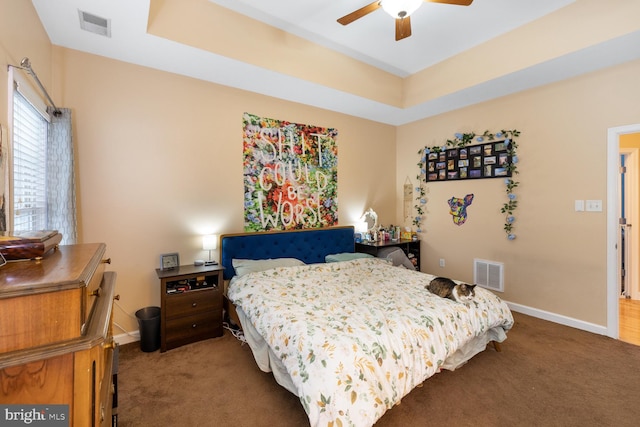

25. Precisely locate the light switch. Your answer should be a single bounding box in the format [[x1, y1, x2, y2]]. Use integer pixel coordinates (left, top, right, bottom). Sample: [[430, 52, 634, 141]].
[[586, 200, 603, 212], [575, 200, 584, 212]]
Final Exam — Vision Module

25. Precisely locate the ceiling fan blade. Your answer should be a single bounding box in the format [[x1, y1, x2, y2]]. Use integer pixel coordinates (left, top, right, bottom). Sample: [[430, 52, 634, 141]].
[[337, 1, 381, 26], [424, 0, 473, 6], [395, 16, 412, 41]]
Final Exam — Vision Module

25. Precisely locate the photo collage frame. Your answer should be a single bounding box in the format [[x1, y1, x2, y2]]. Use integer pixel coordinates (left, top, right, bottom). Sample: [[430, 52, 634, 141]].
[[426, 140, 512, 182]]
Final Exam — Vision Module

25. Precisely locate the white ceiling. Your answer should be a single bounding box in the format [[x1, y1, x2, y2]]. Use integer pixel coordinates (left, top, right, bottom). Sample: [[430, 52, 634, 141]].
[[31, 0, 640, 125]]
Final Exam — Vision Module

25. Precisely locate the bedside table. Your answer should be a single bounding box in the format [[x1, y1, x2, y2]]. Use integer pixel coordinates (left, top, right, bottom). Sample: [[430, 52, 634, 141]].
[[355, 239, 421, 271], [156, 264, 224, 352]]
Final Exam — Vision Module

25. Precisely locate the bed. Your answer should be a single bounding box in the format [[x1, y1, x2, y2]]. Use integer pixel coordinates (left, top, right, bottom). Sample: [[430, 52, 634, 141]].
[[222, 226, 514, 427]]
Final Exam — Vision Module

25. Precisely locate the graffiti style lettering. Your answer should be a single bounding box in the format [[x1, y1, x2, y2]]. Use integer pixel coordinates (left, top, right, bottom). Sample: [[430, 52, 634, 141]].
[[243, 113, 338, 231]]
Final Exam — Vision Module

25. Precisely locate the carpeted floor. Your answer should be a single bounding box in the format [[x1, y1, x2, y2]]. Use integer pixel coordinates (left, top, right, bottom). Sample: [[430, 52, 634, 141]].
[[116, 312, 640, 426]]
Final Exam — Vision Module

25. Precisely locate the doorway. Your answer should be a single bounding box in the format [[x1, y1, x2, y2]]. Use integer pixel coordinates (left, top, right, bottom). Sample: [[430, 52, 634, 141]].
[[619, 145, 640, 345], [618, 147, 639, 300], [607, 124, 640, 344]]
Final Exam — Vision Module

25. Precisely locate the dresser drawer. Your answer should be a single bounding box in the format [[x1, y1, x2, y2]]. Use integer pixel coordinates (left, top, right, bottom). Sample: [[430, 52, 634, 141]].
[[0, 243, 107, 353], [84, 259, 106, 332], [165, 289, 221, 319]]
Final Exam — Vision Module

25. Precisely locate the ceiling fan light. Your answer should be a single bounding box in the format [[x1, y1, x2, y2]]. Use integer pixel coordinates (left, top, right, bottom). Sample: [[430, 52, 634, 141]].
[[381, 0, 423, 19]]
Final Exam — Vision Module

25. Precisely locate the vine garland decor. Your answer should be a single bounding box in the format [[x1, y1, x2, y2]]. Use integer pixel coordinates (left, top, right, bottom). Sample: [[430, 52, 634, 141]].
[[414, 129, 520, 240]]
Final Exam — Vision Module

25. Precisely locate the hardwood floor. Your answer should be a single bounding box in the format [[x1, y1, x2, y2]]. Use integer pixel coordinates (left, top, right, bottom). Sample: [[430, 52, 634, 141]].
[[619, 298, 640, 346]]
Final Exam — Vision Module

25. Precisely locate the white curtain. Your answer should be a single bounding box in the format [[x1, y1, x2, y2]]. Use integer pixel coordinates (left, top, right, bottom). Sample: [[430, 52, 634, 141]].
[[46, 107, 77, 244]]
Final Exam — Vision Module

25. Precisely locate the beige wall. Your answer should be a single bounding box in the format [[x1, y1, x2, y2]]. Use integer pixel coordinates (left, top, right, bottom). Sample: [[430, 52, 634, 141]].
[[3, 0, 640, 333], [56, 48, 396, 332], [397, 60, 640, 325]]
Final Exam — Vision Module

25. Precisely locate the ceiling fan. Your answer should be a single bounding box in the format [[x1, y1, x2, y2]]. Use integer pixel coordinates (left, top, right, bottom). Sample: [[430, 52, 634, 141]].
[[337, 0, 473, 41]]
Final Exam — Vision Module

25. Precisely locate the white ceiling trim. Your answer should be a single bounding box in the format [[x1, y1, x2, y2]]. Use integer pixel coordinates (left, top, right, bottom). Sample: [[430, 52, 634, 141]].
[[31, 0, 640, 126], [141, 29, 640, 126], [208, 0, 577, 77]]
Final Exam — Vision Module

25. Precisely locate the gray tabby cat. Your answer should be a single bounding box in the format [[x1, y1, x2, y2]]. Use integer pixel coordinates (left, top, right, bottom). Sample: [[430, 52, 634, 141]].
[[426, 277, 476, 303]]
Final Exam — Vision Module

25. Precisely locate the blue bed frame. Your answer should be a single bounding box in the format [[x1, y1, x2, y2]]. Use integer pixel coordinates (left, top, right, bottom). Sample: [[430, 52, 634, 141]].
[[220, 226, 355, 280]]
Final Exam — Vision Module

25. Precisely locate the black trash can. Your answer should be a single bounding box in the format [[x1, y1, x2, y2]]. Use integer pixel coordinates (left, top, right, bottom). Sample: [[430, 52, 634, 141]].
[[135, 306, 161, 352]]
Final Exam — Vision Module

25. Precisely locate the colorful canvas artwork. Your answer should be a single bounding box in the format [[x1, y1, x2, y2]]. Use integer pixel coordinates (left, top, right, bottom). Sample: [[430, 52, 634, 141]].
[[242, 112, 338, 232], [448, 194, 474, 225]]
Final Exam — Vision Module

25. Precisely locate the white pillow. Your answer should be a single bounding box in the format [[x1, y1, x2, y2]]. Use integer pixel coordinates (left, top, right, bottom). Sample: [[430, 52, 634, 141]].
[[232, 258, 306, 277]]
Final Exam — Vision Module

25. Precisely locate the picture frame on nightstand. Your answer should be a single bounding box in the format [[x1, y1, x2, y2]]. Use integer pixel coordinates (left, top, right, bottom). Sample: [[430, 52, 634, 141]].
[[160, 252, 180, 270]]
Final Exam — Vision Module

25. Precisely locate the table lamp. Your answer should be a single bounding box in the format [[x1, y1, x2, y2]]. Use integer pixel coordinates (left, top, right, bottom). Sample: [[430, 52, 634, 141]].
[[202, 234, 218, 266]]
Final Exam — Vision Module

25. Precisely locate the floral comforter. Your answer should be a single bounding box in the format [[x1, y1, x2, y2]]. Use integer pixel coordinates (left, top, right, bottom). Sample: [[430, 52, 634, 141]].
[[228, 258, 514, 427]]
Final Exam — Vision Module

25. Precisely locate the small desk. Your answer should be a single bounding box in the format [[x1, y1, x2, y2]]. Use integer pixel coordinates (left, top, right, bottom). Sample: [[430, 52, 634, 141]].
[[355, 239, 421, 271]]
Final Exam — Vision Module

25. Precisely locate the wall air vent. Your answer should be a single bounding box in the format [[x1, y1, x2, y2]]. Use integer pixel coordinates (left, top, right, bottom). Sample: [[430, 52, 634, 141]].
[[78, 10, 111, 38], [474, 259, 504, 292]]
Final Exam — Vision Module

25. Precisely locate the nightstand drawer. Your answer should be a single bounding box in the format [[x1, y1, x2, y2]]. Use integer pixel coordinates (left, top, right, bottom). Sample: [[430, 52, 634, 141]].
[[165, 289, 221, 319], [165, 309, 223, 349]]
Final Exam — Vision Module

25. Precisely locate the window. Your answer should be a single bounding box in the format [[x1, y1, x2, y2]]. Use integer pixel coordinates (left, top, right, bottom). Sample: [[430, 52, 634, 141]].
[[8, 66, 75, 244], [12, 89, 48, 231]]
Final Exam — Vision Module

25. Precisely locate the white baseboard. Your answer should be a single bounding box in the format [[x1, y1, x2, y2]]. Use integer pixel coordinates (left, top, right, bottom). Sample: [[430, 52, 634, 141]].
[[111, 303, 609, 346], [114, 331, 140, 346], [506, 301, 608, 336]]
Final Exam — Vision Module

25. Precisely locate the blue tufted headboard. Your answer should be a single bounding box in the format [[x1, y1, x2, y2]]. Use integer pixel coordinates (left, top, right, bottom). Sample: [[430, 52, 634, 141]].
[[220, 226, 355, 280]]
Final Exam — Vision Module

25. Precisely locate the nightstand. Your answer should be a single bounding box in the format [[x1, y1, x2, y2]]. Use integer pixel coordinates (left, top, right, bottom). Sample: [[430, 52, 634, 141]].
[[156, 264, 224, 352], [355, 239, 421, 271]]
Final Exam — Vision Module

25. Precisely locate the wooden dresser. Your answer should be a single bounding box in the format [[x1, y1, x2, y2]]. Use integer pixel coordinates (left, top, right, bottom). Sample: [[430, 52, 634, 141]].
[[0, 243, 116, 426]]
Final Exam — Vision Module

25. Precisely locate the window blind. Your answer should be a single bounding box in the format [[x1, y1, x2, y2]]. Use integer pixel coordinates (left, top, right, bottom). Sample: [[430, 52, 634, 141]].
[[12, 90, 48, 231]]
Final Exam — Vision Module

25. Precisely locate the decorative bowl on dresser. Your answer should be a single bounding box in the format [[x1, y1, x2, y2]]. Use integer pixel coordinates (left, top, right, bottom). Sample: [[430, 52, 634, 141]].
[[0, 243, 117, 427], [0, 230, 63, 261]]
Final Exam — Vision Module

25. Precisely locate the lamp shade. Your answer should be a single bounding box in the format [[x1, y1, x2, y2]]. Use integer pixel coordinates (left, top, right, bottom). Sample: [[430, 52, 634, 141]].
[[202, 234, 217, 251], [381, 0, 422, 18]]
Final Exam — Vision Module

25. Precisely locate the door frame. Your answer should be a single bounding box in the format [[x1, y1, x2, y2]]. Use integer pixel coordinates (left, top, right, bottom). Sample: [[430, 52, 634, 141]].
[[607, 124, 640, 338]]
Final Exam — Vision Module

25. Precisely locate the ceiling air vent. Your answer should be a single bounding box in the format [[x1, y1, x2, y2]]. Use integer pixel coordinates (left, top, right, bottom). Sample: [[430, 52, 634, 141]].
[[78, 10, 111, 38]]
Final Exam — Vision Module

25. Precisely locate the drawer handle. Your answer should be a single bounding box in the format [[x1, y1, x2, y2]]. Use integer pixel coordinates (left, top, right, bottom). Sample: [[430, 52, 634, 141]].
[[104, 338, 116, 350], [102, 258, 112, 264], [191, 302, 197, 307], [89, 287, 102, 297], [192, 323, 197, 328]]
